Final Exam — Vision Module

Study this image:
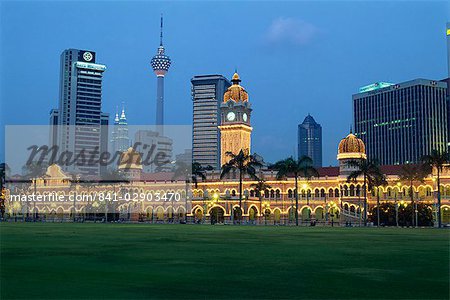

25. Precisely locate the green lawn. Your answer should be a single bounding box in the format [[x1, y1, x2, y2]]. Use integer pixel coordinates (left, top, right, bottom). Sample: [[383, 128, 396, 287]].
[[0, 224, 448, 299]]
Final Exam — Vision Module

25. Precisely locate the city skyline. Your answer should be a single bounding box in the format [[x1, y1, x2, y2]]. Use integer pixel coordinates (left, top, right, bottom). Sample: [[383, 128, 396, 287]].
[[0, 1, 448, 166]]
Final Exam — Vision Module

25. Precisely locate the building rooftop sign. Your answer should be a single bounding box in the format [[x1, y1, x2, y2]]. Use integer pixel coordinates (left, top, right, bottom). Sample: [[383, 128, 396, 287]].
[[358, 82, 394, 93], [75, 61, 106, 71]]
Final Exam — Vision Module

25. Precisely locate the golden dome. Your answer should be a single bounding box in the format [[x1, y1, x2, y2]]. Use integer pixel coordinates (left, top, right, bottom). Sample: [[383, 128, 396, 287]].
[[337, 132, 366, 159], [118, 147, 142, 170], [223, 72, 249, 102]]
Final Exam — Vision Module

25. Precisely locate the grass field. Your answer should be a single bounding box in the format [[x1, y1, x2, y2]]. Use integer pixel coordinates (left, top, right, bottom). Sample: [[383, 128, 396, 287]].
[[0, 224, 449, 299]]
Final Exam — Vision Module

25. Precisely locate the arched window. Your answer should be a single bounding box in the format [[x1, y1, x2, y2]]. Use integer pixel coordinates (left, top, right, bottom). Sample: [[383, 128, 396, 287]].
[[315, 189, 320, 198], [275, 190, 281, 199], [288, 189, 293, 198], [335, 188, 340, 197], [329, 189, 334, 198], [350, 185, 355, 196], [320, 189, 326, 198], [250, 190, 255, 197], [231, 190, 236, 197], [264, 189, 269, 198], [344, 186, 349, 196]]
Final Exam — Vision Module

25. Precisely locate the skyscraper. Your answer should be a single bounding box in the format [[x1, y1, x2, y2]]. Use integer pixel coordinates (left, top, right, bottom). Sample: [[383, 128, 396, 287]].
[[447, 22, 450, 78], [191, 75, 231, 169], [111, 107, 130, 156], [298, 114, 322, 167], [53, 48, 108, 175], [49, 108, 59, 148], [353, 79, 448, 165], [446, 22, 450, 151], [151, 16, 171, 135]]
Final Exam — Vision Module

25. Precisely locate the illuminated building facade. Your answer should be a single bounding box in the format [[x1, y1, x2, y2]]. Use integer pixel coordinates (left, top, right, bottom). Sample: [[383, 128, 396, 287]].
[[218, 72, 252, 166], [353, 79, 448, 165], [298, 114, 322, 167], [6, 132, 450, 226], [191, 75, 231, 169]]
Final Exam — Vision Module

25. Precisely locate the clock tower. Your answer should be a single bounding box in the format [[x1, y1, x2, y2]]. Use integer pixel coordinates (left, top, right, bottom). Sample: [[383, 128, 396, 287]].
[[218, 72, 253, 166]]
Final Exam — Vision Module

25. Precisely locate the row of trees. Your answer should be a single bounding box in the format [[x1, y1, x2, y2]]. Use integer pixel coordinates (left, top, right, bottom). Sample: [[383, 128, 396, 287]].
[[213, 149, 449, 227]]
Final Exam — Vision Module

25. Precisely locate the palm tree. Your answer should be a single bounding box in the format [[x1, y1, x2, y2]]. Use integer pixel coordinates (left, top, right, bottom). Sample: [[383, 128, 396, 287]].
[[422, 150, 449, 228], [250, 177, 271, 222], [192, 162, 212, 188], [347, 159, 384, 226], [220, 150, 262, 221], [398, 164, 427, 227], [272, 156, 318, 226], [371, 173, 388, 227]]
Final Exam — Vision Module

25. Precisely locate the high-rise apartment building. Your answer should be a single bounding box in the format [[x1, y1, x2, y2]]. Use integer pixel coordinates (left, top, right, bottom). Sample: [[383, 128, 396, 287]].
[[191, 75, 231, 169], [298, 114, 322, 167], [353, 79, 448, 165], [52, 48, 108, 175]]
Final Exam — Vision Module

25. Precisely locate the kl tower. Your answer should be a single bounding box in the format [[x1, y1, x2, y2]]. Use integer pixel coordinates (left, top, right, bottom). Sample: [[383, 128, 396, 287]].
[[151, 15, 171, 135]]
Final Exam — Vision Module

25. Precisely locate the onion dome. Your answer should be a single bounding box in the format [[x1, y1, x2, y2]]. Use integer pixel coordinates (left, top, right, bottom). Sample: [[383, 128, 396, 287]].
[[337, 132, 366, 160], [118, 147, 143, 170], [223, 72, 249, 102]]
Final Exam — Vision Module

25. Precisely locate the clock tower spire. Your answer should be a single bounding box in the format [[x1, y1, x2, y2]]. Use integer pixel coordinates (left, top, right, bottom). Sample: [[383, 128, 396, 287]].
[[218, 72, 253, 166]]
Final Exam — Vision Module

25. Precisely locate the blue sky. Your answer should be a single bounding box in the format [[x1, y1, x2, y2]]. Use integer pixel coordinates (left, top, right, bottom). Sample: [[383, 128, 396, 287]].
[[0, 1, 448, 166]]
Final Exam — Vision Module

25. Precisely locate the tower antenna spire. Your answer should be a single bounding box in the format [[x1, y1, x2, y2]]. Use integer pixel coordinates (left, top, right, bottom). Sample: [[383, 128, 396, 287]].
[[160, 14, 163, 46]]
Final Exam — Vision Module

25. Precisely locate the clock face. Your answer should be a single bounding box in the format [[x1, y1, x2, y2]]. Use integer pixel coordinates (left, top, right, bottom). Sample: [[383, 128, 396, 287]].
[[243, 113, 248, 122], [226, 112, 236, 121], [83, 52, 93, 62]]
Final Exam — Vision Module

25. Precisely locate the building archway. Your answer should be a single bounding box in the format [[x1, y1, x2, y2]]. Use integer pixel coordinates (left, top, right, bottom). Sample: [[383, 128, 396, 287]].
[[329, 207, 340, 222], [442, 206, 450, 224], [301, 207, 311, 221], [194, 208, 203, 223], [315, 207, 324, 221], [211, 206, 225, 224], [248, 206, 257, 223]]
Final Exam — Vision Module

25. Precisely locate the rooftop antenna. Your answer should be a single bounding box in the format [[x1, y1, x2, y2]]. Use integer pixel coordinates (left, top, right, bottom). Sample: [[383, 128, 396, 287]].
[[160, 14, 163, 46]]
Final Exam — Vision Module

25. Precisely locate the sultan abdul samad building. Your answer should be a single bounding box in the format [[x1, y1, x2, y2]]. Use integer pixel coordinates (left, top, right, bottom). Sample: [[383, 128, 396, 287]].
[[5, 72, 450, 226]]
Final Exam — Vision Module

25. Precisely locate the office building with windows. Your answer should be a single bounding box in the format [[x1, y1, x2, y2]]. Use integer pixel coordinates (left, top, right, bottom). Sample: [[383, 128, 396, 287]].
[[134, 130, 173, 173], [298, 114, 322, 167], [353, 79, 448, 165], [51, 48, 108, 175], [191, 75, 231, 169]]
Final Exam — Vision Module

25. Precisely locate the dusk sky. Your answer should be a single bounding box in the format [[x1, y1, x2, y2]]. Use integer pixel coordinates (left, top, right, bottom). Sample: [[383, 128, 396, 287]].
[[0, 1, 448, 166]]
